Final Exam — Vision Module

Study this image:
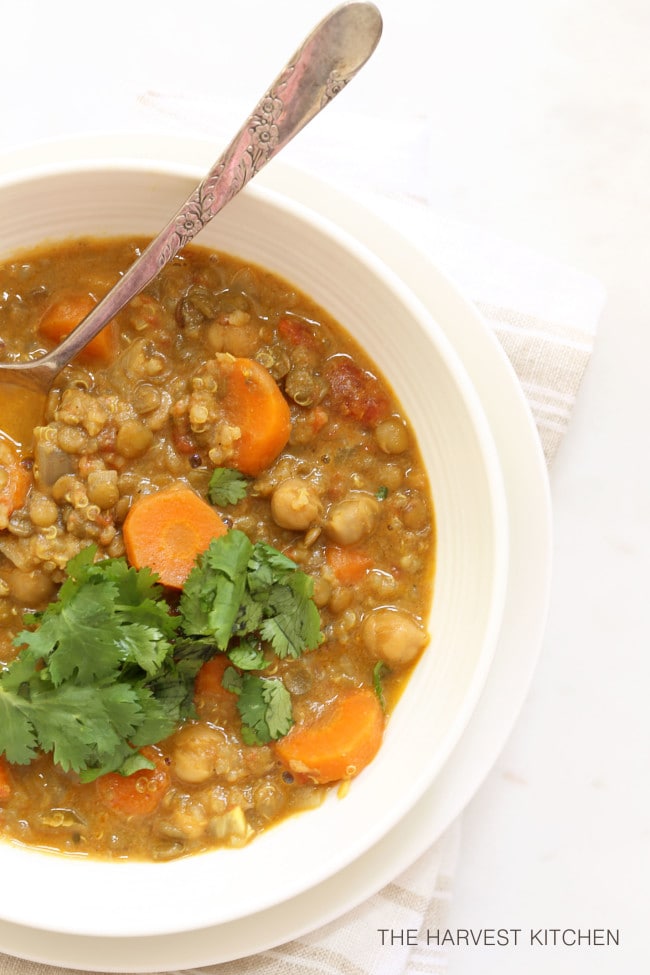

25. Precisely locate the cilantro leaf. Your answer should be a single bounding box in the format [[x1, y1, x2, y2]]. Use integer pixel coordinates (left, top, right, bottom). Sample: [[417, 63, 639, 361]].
[[0, 688, 39, 763], [261, 679, 294, 739], [180, 530, 252, 646], [227, 640, 267, 671], [208, 467, 249, 506], [17, 580, 125, 685], [258, 568, 322, 659], [28, 680, 143, 774], [224, 669, 293, 744]]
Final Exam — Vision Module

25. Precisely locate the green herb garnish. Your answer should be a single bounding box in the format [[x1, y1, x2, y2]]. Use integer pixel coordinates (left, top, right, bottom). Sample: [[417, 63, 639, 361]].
[[179, 530, 323, 660], [223, 667, 293, 744], [0, 547, 190, 780], [208, 467, 249, 506], [373, 660, 389, 711], [0, 530, 323, 778]]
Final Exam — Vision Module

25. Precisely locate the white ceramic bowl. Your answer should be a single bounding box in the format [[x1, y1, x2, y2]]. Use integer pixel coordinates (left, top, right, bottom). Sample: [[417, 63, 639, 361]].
[[0, 157, 509, 938]]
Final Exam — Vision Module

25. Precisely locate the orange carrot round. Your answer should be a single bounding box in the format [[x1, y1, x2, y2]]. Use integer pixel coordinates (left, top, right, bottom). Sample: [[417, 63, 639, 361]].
[[39, 291, 118, 363], [0, 756, 13, 803], [217, 356, 291, 476], [274, 688, 384, 784], [0, 437, 31, 527], [95, 746, 170, 817], [123, 486, 228, 589]]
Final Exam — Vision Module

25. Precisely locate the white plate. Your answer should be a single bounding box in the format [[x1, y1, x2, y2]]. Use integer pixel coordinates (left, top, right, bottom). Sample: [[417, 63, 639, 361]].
[[0, 136, 551, 971]]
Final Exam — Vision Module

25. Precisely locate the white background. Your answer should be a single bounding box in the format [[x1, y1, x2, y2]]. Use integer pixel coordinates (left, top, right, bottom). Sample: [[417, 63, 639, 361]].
[[0, 1, 647, 972]]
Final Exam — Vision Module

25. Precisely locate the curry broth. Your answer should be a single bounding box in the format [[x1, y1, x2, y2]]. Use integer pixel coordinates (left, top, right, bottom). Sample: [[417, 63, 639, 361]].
[[0, 238, 434, 860]]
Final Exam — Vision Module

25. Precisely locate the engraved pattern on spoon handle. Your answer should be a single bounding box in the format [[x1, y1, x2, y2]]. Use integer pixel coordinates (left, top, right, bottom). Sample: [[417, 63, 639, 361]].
[[4, 3, 381, 389], [159, 4, 381, 261]]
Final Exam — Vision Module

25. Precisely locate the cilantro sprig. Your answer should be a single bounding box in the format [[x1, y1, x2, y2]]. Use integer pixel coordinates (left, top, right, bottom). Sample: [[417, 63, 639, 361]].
[[0, 547, 190, 780], [179, 530, 322, 744], [0, 530, 323, 779], [179, 530, 322, 660]]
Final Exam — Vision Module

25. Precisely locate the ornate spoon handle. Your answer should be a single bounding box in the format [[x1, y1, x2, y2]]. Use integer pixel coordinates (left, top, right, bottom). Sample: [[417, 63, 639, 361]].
[[10, 1, 382, 389]]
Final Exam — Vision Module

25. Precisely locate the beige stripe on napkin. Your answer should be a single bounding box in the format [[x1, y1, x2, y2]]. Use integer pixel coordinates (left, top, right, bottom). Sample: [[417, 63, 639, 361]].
[[477, 301, 594, 465]]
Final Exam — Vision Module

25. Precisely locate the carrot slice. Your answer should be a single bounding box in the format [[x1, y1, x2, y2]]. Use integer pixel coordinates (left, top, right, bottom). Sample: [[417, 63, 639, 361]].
[[39, 291, 118, 363], [274, 688, 384, 784], [326, 545, 373, 585], [217, 356, 291, 476], [95, 746, 170, 817], [0, 438, 31, 528], [0, 756, 13, 802], [123, 486, 228, 589]]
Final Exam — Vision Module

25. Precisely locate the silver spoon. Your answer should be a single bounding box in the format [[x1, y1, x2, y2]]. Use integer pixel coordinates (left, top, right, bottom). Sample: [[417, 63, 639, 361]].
[[0, 1, 382, 449]]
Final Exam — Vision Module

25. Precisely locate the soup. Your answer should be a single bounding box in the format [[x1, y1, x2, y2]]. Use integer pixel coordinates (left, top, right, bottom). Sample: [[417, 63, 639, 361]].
[[0, 237, 434, 860]]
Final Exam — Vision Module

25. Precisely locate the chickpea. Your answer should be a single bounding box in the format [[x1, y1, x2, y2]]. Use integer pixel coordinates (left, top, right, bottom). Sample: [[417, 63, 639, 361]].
[[400, 495, 429, 532], [171, 724, 227, 785], [376, 462, 404, 491], [253, 781, 284, 822], [324, 493, 380, 546], [86, 469, 120, 509], [207, 318, 259, 357], [55, 388, 107, 437], [328, 586, 353, 614], [374, 416, 409, 454], [28, 493, 58, 528], [52, 474, 85, 506], [115, 419, 154, 459], [57, 425, 89, 454], [361, 608, 428, 668], [271, 477, 322, 532], [168, 800, 208, 840], [311, 575, 332, 608], [6, 568, 56, 607], [123, 337, 167, 380]]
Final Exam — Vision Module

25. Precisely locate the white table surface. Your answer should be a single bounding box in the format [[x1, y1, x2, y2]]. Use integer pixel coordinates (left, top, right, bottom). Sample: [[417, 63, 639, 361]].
[[0, 1, 647, 972]]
